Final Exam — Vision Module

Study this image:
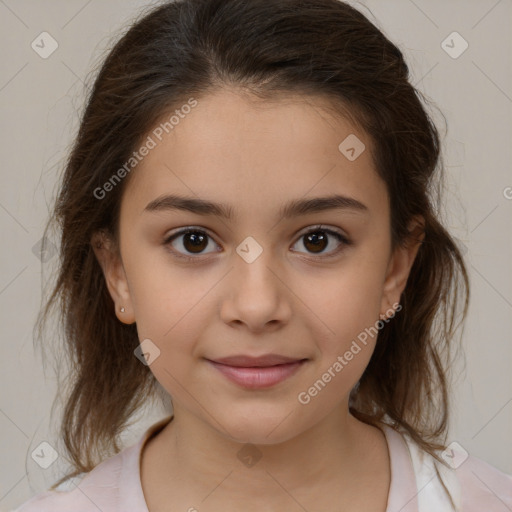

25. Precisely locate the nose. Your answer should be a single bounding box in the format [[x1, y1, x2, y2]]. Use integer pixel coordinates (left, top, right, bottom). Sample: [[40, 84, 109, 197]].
[[219, 246, 292, 333]]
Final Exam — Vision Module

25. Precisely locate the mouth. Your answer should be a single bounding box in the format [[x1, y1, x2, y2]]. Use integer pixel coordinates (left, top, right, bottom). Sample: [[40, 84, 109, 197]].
[[206, 354, 308, 389]]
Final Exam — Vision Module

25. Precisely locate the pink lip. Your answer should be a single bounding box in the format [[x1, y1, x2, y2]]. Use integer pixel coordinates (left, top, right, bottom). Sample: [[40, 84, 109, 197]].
[[212, 354, 304, 367], [206, 355, 307, 389]]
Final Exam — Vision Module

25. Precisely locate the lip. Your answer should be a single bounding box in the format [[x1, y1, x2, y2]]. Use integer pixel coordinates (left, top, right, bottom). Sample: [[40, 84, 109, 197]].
[[206, 355, 308, 389], [211, 354, 305, 367]]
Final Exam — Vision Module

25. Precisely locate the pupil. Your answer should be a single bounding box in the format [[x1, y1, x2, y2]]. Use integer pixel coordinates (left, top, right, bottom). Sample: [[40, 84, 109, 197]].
[[305, 231, 327, 253], [184, 232, 207, 253]]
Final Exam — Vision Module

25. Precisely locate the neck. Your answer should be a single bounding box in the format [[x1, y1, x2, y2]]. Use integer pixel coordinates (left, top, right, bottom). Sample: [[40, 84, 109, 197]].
[[142, 404, 389, 509]]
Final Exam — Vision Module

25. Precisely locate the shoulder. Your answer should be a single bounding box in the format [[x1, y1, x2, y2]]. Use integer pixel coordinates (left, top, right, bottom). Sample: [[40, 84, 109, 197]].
[[11, 444, 128, 512], [11, 417, 172, 512], [399, 428, 512, 511], [456, 451, 512, 511]]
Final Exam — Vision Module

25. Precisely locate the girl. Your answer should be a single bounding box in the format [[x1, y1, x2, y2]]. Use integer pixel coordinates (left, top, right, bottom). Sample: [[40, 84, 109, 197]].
[[14, 0, 512, 511]]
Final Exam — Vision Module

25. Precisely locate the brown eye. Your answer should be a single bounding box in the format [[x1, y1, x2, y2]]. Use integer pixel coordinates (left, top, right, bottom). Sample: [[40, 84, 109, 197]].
[[182, 231, 208, 253], [164, 228, 220, 260], [291, 226, 350, 257], [303, 231, 328, 253]]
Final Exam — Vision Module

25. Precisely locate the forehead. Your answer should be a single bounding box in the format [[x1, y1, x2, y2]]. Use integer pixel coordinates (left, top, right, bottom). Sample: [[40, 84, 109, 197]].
[[121, 88, 387, 221]]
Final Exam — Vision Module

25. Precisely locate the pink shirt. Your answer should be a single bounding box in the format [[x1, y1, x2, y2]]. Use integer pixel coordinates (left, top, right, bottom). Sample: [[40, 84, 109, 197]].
[[12, 416, 512, 511]]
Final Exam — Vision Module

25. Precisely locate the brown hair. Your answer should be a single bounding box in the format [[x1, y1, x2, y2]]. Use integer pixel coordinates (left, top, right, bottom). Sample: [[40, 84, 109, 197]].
[[34, 0, 469, 492]]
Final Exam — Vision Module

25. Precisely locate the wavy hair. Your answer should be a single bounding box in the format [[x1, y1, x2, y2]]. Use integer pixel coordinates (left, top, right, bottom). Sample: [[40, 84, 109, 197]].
[[33, 0, 469, 493]]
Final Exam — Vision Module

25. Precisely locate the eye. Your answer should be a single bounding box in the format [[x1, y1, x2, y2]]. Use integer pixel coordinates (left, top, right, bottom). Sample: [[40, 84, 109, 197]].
[[163, 227, 221, 261], [291, 225, 351, 258], [163, 224, 351, 262]]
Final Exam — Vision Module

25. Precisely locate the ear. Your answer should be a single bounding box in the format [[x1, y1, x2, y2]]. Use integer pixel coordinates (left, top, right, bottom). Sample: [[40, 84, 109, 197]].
[[91, 230, 136, 325], [380, 216, 425, 318]]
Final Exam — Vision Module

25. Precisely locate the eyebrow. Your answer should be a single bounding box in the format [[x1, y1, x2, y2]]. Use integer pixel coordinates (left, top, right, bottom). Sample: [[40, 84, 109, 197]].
[[143, 193, 369, 220]]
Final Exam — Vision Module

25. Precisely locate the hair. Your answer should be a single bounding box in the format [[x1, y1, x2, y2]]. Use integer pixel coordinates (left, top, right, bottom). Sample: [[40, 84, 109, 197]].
[[34, 0, 469, 496]]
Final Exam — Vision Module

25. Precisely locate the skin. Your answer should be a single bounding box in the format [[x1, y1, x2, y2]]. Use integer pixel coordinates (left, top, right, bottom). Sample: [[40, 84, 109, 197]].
[[92, 88, 424, 512]]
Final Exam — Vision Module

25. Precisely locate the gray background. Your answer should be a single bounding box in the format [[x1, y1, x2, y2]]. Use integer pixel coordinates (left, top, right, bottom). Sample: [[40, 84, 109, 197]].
[[1, 0, 511, 510]]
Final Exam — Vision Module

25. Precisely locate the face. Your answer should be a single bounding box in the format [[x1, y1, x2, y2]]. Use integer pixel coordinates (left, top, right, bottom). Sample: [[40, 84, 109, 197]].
[[93, 88, 421, 444]]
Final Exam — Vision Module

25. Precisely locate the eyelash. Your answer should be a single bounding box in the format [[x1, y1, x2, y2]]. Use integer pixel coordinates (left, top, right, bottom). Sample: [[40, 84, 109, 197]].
[[163, 225, 352, 263]]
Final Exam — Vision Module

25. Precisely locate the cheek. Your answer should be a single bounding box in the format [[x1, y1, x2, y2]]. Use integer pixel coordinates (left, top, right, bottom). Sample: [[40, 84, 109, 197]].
[[306, 265, 384, 341], [130, 271, 209, 398], [299, 255, 387, 383], [126, 240, 199, 321], [139, 293, 220, 410]]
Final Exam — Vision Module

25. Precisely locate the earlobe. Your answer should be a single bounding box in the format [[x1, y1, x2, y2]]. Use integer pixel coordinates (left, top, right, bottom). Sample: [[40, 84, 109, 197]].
[[380, 216, 425, 316], [90, 230, 136, 324]]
